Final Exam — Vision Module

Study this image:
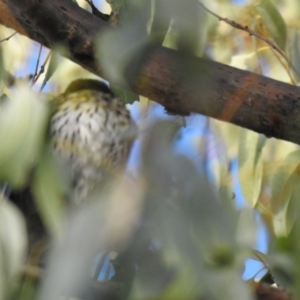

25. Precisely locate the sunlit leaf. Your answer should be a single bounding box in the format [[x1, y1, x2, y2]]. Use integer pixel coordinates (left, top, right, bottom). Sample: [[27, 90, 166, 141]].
[[238, 129, 267, 207], [0, 84, 49, 187], [40, 46, 69, 91], [149, 0, 172, 45], [162, 25, 179, 50], [288, 29, 300, 82], [110, 83, 139, 104], [0, 199, 27, 298], [40, 51, 58, 91], [271, 150, 300, 213], [271, 150, 300, 236], [0, 46, 5, 83], [206, 121, 233, 203], [284, 184, 300, 235], [210, 120, 240, 159], [255, 0, 287, 50]]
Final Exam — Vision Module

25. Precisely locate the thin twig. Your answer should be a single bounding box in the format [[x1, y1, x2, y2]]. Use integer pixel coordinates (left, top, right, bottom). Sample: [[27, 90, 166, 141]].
[[0, 31, 17, 43], [199, 2, 300, 82], [32, 51, 51, 85], [32, 44, 43, 84], [271, 47, 297, 85]]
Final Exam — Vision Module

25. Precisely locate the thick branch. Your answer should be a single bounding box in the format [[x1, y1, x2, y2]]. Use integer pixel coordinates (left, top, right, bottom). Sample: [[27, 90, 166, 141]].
[[128, 46, 300, 144], [1, 0, 110, 73], [255, 283, 292, 300], [1, 0, 300, 145]]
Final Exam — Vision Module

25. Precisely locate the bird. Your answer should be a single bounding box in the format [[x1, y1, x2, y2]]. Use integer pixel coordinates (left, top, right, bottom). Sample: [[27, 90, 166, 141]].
[[50, 79, 137, 205]]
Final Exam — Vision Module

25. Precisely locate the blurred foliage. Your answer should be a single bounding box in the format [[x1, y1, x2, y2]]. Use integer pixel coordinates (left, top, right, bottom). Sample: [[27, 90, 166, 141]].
[[0, 84, 49, 187], [1, 0, 300, 299], [254, 0, 287, 51]]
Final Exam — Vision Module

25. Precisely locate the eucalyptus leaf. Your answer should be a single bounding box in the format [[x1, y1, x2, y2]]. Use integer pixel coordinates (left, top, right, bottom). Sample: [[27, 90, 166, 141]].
[[40, 46, 69, 91], [271, 150, 300, 215], [172, 0, 207, 56], [110, 83, 139, 104], [0, 46, 5, 83], [0, 85, 49, 187], [268, 254, 295, 290], [238, 129, 267, 207], [97, 0, 150, 86], [33, 148, 64, 238], [0, 199, 27, 298], [149, 0, 172, 45], [288, 29, 300, 83], [255, 0, 287, 50]]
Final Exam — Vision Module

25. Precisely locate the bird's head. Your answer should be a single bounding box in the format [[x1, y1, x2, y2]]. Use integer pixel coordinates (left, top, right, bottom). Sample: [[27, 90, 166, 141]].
[[65, 79, 114, 96]]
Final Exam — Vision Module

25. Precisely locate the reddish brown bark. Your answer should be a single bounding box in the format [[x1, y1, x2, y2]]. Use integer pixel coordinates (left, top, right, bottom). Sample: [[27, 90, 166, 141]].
[[1, 0, 300, 145], [255, 283, 293, 300]]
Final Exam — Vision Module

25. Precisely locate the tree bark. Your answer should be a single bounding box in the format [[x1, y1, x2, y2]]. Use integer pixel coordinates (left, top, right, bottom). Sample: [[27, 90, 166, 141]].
[[255, 283, 293, 300], [1, 0, 300, 145]]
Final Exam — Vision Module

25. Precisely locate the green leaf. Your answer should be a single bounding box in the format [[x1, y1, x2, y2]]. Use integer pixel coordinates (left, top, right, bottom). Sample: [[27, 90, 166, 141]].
[[268, 254, 295, 289], [149, 0, 172, 45], [0, 199, 27, 298], [172, 0, 207, 56], [206, 121, 233, 203], [271, 150, 300, 236], [284, 184, 300, 235], [33, 148, 64, 238], [40, 46, 68, 91], [253, 249, 269, 265], [110, 84, 139, 104], [271, 150, 300, 213], [97, 1, 150, 86], [40, 51, 59, 91], [238, 129, 267, 207], [0, 46, 4, 83], [254, 250, 295, 290], [255, 0, 287, 50], [288, 29, 300, 82], [0, 85, 49, 187], [107, 0, 149, 27], [106, 0, 125, 15]]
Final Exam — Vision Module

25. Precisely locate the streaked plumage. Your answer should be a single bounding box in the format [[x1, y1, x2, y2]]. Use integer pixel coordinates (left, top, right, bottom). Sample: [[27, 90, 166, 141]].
[[50, 79, 137, 204]]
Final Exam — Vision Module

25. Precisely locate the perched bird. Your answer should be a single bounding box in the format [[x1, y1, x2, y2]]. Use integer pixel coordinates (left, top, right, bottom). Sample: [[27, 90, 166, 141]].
[[50, 79, 137, 204]]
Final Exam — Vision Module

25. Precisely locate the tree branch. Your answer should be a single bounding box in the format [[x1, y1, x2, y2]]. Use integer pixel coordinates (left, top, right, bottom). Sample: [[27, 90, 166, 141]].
[[1, 0, 300, 146], [255, 283, 292, 300]]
